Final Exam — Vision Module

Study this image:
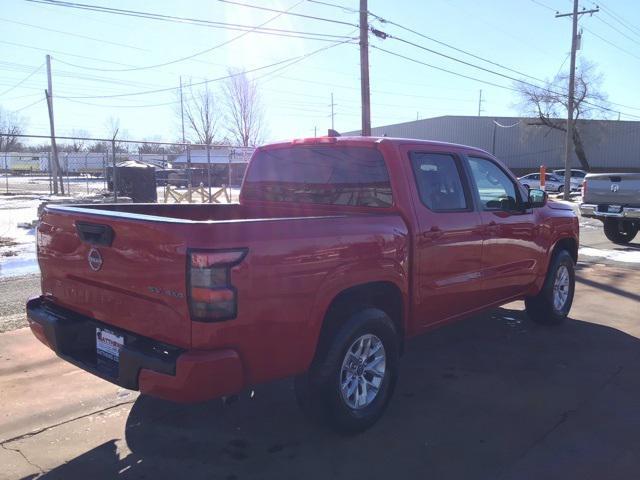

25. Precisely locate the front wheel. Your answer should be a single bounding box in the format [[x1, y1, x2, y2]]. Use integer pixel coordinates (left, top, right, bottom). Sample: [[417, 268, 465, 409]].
[[603, 218, 638, 245], [525, 249, 575, 325], [295, 307, 399, 434]]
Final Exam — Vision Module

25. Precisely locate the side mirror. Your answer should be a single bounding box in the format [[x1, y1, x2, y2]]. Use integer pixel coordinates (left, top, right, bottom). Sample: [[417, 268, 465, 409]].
[[528, 188, 547, 208]]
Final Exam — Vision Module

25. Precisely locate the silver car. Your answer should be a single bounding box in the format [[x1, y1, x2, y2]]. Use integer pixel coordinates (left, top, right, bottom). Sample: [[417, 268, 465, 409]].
[[518, 173, 566, 193], [554, 169, 587, 191]]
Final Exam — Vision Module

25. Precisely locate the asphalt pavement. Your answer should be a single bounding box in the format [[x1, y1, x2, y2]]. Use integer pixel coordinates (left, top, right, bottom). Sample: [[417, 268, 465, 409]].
[[1, 204, 639, 480]]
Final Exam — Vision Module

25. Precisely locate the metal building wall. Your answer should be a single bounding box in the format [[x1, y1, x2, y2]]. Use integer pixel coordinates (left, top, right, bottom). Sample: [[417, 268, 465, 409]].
[[349, 116, 640, 173]]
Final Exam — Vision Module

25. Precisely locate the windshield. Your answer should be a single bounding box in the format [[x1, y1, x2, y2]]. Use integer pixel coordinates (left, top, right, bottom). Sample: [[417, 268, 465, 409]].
[[243, 146, 393, 207]]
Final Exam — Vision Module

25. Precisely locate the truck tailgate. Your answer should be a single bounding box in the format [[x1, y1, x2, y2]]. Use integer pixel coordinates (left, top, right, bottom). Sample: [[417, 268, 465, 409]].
[[584, 173, 640, 206], [38, 206, 191, 348]]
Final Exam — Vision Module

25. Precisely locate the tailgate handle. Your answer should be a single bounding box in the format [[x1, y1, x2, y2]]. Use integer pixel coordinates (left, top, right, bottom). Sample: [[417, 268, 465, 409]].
[[75, 222, 114, 246]]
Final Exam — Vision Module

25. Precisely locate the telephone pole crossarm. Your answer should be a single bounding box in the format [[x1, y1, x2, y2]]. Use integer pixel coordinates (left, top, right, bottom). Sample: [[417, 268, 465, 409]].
[[555, 7, 599, 18]]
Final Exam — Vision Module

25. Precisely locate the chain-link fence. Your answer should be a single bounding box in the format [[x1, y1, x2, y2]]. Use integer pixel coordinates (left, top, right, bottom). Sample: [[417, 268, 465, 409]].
[[0, 134, 254, 203]]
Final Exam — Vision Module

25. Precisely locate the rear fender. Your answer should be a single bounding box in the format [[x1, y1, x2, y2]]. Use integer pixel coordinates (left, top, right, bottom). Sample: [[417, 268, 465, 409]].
[[298, 258, 408, 371]]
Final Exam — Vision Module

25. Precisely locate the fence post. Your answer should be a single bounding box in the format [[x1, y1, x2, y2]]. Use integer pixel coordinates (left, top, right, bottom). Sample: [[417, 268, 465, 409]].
[[186, 144, 192, 203], [112, 140, 118, 202], [4, 151, 8, 195], [65, 153, 70, 196], [48, 151, 52, 195], [228, 148, 232, 201], [85, 152, 89, 195], [103, 153, 107, 191], [206, 143, 211, 202]]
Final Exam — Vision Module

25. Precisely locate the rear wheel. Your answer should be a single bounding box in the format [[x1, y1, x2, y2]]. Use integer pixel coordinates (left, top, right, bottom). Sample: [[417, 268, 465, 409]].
[[557, 185, 564, 193], [525, 249, 575, 325], [295, 307, 399, 434], [603, 219, 638, 245]]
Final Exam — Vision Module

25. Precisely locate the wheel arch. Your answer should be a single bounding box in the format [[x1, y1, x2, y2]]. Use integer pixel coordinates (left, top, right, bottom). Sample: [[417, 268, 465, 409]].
[[314, 281, 406, 362], [551, 236, 578, 264]]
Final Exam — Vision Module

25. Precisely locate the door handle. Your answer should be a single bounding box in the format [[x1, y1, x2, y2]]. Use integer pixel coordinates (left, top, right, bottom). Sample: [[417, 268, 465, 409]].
[[422, 226, 444, 241]]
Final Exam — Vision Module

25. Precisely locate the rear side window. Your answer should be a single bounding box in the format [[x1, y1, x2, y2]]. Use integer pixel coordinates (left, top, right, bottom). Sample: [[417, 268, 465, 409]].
[[410, 152, 468, 211], [243, 146, 392, 207]]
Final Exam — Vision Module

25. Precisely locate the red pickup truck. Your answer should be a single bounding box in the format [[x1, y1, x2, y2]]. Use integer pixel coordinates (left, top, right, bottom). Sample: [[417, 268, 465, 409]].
[[27, 136, 579, 432]]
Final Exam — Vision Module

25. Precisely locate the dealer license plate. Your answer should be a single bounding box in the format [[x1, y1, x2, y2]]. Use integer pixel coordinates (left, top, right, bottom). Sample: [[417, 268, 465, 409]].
[[96, 328, 124, 376]]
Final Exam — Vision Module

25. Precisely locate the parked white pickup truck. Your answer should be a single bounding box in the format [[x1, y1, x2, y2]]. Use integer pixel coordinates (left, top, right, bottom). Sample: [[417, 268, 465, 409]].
[[580, 173, 640, 244]]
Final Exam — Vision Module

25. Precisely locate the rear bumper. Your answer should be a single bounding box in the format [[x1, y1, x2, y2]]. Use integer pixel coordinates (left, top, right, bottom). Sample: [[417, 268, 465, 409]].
[[579, 203, 640, 220], [26, 296, 244, 403]]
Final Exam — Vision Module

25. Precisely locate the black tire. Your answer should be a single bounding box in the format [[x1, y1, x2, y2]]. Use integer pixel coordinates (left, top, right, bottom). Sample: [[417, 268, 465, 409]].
[[525, 249, 575, 325], [557, 185, 564, 193], [603, 219, 638, 245], [295, 307, 399, 434]]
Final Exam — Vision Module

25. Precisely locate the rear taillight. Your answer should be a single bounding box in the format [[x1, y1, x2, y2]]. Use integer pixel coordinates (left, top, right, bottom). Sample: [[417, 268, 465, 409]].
[[188, 249, 247, 322], [582, 180, 587, 198]]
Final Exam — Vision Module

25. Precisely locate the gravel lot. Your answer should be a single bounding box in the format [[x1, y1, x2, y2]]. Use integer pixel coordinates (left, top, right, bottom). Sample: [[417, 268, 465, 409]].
[[0, 274, 39, 333]]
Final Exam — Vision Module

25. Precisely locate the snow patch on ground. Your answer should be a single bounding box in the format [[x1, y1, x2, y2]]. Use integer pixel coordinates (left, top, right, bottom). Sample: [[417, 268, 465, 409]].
[[0, 196, 42, 278], [579, 247, 640, 264]]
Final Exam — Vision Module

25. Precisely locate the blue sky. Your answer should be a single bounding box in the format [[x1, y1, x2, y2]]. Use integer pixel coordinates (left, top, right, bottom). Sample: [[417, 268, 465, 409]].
[[1, 0, 639, 145]]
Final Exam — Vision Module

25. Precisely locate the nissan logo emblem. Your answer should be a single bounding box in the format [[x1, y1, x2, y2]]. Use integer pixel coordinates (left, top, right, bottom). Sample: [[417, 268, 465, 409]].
[[611, 184, 620, 192], [88, 248, 103, 271]]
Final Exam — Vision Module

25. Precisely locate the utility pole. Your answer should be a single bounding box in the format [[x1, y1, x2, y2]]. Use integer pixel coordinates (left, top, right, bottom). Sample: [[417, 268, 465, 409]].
[[556, 2, 598, 200], [45, 55, 63, 195], [478, 89, 483, 116], [359, 0, 371, 136], [330, 92, 336, 131], [179, 76, 186, 143]]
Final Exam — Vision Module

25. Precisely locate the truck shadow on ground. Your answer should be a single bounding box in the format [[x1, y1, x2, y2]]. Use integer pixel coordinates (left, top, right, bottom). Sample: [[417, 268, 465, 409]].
[[29, 306, 640, 480]]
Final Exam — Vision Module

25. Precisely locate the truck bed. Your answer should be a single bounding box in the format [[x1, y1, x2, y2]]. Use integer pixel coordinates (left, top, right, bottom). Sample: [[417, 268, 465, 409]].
[[37, 201, 409, 376]]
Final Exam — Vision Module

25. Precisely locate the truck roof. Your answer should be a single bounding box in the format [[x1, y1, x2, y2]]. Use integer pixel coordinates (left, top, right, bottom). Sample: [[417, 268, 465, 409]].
[[261, 136, 492, 157]]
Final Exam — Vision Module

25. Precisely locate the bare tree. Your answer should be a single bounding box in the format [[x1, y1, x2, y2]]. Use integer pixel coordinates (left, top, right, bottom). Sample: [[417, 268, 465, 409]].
[[70, 129, 90, 152], [181, 83, 220, 145], [0, 107, 24, 152], [516, 60, 608, 171], [223, 69, 265, 147]]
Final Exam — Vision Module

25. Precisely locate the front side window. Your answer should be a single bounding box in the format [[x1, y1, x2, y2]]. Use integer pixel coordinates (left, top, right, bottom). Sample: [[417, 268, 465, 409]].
[[410, 152, 468, 211], [468, 156, 518, 211], [243, 146, 393, 207]]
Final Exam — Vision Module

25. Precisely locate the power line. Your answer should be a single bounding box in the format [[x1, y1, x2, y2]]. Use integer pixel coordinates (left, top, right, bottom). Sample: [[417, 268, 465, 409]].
[[0, 63, 44, 97], [59, 97, 179, 109], [372, 45, 640, 120], [306, 0, 357, 13], [0, 17, 149, 51], [581, 26, 640, 62], [528, 0, 640, 63], [218, 0, 358, 27], [13, 98, 46, 113], [0, 40, 136, 67], [594, 15, 640, 46], [57, 39, 356, 100], [254, 32, 357, 83], [528, 0, 556, 13], [369, 12, 549, 86], [372, 45, 517, 92], [597, 1, 640, 38], [26, 0, 353, 40], [388, 34, 550, 91], [52, 0, 307, 73]]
